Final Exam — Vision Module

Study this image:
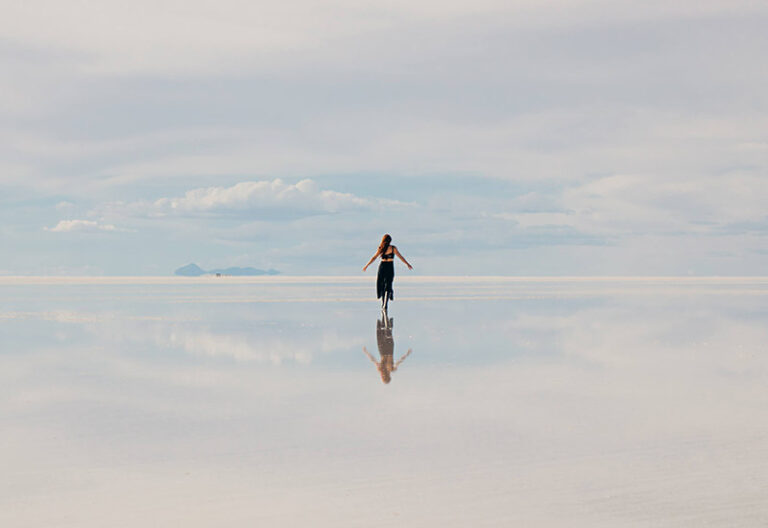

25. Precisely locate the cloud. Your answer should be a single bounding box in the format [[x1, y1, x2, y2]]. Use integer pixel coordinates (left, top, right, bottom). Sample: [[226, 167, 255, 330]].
[[2, 0, 764, 76], [2, 1, 768, 275], [102, 178, 409, 220], [488, 168, 768, 238], [45, 219, 122, 233], [559, 172, 768, 235], [155, 179, 368, 213]]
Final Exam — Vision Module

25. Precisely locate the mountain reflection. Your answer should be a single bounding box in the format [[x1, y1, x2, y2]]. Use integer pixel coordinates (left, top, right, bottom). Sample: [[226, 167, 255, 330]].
[[363, 314, 412, 384]]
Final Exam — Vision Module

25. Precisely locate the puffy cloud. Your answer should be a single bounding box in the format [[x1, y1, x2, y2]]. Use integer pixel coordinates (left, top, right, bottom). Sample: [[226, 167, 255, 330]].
[[154, 179, 368, 213], [102, 178, 409, 219], [45, 219, 120, 233]]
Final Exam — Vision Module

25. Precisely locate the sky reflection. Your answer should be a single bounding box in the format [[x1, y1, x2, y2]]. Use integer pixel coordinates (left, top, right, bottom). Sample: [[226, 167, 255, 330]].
[[1, 278, 767, 526]]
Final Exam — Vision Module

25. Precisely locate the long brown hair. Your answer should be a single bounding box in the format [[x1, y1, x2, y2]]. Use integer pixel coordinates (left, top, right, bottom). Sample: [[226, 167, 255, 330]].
[[378, 234, 392, 255]]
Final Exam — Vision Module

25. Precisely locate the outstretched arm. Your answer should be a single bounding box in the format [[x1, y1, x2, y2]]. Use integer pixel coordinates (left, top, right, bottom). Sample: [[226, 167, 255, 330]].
[[393, 348, 412, 370], [394, 247, 413, 270], [362, 249, 381, 272], [363, 346, 379, 365]]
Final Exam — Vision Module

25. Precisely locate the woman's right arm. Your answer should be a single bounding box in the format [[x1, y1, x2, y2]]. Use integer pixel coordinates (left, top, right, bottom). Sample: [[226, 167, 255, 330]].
[[362, 249, 381, 272]]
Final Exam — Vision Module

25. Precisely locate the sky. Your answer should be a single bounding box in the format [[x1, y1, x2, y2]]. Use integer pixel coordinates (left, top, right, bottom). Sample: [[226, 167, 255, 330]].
[[1, 0, 767, 275]]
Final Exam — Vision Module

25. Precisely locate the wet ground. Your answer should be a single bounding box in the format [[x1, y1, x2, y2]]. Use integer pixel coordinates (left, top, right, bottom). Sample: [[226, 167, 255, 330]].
[[2, 276, 767, 526]]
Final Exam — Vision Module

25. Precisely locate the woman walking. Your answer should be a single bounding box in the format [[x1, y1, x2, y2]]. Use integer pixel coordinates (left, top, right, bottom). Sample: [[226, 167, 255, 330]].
[[362, 234, 413, 311]]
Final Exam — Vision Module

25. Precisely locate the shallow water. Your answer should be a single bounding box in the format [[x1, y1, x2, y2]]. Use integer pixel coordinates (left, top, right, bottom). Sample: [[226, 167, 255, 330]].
[[2, 277, 768, 527]]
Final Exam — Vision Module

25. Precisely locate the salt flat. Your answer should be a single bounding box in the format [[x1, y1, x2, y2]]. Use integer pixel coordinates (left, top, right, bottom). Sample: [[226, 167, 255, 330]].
[[1, 277, 767, 527]]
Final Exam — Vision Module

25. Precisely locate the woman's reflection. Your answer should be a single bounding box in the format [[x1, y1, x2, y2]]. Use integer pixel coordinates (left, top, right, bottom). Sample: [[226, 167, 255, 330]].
[[363, 315, 412, 384]]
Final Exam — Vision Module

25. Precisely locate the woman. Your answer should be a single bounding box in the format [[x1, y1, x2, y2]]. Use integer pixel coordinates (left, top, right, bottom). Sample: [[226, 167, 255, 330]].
[[362, 234, 413, 310]]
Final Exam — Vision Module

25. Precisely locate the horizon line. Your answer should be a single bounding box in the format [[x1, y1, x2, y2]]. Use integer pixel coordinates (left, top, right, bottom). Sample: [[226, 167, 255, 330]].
[[2, 275, 768, 285]]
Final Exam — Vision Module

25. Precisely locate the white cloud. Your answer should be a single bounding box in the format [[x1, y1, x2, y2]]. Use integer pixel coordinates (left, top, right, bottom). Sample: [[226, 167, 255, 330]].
[[105, 178, 407, 218], [2, 0, 764, 75], [559, 172, 768, 235], [155, 179, 368, 213], [496, 212, 577, 229], [2, 0, 768, 275], [55, 201, 75, 211], [490, 169, 768, 237], [45, 219, 121, 233]]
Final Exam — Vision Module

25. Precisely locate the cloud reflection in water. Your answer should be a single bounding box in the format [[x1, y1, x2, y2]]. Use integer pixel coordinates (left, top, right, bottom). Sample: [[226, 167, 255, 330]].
[[1, 279, 767, 526]]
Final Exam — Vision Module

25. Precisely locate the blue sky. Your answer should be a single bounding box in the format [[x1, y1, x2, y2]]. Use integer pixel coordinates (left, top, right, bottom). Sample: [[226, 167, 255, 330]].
[[1, 1, 767, 275]]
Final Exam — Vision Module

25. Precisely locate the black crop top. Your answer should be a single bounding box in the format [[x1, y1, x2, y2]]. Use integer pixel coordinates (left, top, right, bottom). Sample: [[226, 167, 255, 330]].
[[381, 248, 394, 260]]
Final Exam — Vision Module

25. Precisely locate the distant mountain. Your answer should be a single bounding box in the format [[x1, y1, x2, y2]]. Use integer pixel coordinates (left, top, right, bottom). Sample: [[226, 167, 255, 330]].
[[175, 263, 206, 276], [174, 263, 280, 277]]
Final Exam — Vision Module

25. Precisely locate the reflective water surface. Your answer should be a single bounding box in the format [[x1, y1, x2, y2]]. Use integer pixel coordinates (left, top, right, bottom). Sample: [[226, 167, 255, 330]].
[[1, 277, 767, 527]]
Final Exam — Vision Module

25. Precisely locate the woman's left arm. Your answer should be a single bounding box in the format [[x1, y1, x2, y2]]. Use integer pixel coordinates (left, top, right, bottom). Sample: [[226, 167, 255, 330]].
[[394, 247, 413, 270]]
